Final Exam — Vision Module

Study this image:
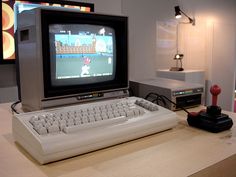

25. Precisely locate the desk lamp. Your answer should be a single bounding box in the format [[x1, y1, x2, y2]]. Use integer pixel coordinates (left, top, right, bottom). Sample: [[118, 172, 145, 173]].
[[174, 6, 195, 25], [170, 53, 184, 71], [170, 6, 195, 71]]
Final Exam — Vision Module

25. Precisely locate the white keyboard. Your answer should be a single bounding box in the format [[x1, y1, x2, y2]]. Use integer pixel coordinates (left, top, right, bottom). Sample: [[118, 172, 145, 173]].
[[12, 97, 178, 164]]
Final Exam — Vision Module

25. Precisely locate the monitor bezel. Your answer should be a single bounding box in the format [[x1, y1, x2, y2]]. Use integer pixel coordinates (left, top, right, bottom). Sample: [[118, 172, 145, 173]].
[[41, 9, 128, 98], [0, 0, 94, 64]]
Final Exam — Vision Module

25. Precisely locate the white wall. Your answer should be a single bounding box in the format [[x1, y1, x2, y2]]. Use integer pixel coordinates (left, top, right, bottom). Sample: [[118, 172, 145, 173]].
[[122, 0, 177, 80], [122, 1, 156, 80], [122, 0, 236, 111]]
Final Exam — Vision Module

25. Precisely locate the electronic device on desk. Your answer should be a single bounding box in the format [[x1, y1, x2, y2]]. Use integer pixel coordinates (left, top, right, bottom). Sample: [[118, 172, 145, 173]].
[[17, 6, 128, 112], [187, 85, 233, 133], [130, 78, 204, 111], [13, 7, 178, 164], [13, 97, 178, 164]]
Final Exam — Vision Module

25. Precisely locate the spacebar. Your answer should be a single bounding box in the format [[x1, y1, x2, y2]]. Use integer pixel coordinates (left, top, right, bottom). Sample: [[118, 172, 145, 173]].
[[64, 116, 127, 133]]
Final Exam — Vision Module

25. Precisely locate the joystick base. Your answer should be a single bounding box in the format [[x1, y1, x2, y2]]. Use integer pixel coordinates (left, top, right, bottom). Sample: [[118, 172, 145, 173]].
[[187, 85, 233, 133], [187, 109, 233, 133]]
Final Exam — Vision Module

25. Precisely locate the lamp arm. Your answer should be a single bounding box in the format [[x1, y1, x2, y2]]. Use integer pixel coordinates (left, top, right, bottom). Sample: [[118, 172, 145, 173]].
[[179, 9, 194, 24]]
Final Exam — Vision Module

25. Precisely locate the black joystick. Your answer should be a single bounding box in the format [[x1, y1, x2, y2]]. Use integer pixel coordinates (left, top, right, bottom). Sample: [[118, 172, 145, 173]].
[[187, 85, 233, 133]]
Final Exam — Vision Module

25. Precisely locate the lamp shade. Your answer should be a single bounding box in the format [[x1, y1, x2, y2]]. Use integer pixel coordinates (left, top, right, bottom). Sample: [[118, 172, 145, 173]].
[[175, 6, 181, 18]]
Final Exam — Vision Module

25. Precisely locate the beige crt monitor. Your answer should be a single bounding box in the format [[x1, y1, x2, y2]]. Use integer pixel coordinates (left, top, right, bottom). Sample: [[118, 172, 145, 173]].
[[17, 7, 129, 111]]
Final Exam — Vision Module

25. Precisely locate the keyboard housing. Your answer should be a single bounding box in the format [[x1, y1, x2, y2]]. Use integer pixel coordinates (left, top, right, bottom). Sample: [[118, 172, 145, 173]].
[[12, 97, 178, 164]]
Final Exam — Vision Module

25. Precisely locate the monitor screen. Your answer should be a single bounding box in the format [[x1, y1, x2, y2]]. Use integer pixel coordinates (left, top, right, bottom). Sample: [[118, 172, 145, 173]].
[[49, 24, 116, 86], [40, 9, 128, 98]]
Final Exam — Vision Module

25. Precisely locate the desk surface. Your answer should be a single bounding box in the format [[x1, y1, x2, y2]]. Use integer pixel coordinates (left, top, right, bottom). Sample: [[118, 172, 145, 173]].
[[1, 103, 236, 177]]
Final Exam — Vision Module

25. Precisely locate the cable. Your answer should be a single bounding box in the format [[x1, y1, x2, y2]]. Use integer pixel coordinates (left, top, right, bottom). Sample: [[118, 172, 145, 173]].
[[11, 100, 21, 114], [159, 94, 190, 114], [145, 92, 190, 114], [145, 92, 167, 107]]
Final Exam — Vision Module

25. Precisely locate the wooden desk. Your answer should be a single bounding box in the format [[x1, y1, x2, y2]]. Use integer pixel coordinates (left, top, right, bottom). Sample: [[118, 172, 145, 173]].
[[1, 103, 236, 177]]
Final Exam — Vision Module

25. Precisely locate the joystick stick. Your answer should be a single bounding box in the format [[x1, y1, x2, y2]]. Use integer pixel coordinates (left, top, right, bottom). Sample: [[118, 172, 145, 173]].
[[210, 85, 221, 106], [187, 85, 233, 133], [207, 85, 222, 116]]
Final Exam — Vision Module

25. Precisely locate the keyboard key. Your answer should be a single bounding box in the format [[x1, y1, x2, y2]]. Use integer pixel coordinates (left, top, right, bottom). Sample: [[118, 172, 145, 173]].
[[48, 125, 60, 133], [63, 116, 127, 133], [37, 127, 48, 135]]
